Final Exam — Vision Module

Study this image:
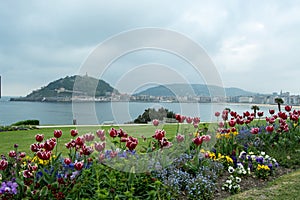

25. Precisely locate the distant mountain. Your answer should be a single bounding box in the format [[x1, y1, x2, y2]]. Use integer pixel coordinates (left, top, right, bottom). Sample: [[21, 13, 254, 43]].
[[134, 84, 254, 97], [10, 75, 119, 102]]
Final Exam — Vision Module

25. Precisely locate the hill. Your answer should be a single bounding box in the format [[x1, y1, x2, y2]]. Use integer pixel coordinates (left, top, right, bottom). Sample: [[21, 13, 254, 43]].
[[10, 75, 119, 102], [134, 84, 254, 97]]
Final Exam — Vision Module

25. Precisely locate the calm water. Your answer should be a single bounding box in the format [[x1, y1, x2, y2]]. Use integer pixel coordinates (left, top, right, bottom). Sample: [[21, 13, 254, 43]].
[[0, 96, 278, 125]]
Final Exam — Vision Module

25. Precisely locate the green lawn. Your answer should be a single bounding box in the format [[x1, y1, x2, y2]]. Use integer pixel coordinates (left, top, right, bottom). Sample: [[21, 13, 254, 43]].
[[0, 124, 186, 156], [225, 169, 300, 200]]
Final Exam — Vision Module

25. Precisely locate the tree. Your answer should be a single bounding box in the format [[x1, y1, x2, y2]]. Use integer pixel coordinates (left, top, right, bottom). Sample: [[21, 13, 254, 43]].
[[251, 105, 260, 118], [275, 97, 284, 112]]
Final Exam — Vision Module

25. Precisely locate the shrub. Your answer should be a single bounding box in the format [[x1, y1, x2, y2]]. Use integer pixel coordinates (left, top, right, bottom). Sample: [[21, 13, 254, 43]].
[[11, 120, 39, 126]]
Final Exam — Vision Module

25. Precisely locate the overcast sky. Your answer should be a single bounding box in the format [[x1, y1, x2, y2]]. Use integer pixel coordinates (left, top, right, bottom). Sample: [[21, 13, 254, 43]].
[[1, 0, 300, 96]]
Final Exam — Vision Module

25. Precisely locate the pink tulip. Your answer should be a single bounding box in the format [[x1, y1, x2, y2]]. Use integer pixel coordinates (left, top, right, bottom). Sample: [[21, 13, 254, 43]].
[[176, 134, 185, 143], [186, 117, 193, 124], [251, 127, 260, 134], [193, 117, 200, 124], [94, 142, 106, 152], [215, 112, 220, 117], [152, 119, 159, 126], [96, 129, 105, 138]]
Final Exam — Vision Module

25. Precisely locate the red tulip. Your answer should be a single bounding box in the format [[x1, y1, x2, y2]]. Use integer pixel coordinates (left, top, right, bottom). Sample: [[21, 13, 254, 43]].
[[0, 159, 8, 170], [215, 112, 220, 117], [230, 111, 237, 118], [37, 151, 51, 160], [231, 127, 237, 132], [278, 112, 288, 120], [44, 139, 56, 151], [152, 119, 160, 126], [64, 158, 72, 165], [117, 129, 128, 138], [70, 129, 78, 137], [228, 120, 236, 127], [251, 127, 260, 134], [54, 130, 63, 138], [160, 138, 173, 148], [175, 114, 185, 123], [269, 109, 275, 115], [193, 136, 204, 146], [176, 134, 185, 143], [285, 105, 292, 112], [266, 125, 274, 133], [75, 137, 85, 147], [80, 145, 94, 156], [109, 128, 118, 138], [74, 161, 84, 170], [126, 136, 138, 151], [152, 129, 165, 141], [35, 134, 44, 142], [8, 150, 17, 158], [19, 152, 26, 158], [243, 111, 250, 117], [257, 112, 264, 117]]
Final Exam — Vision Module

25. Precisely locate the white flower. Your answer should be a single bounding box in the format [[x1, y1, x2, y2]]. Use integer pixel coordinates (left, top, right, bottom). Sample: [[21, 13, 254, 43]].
[[228, 166, 235, 173], [265, 155, 270, 159], [249, 151, 254, 155], [247, 167, 251, 174], [226, 179, 232, 184], [0, 173, 2, 181], [272, 158, 277, 163], [222, 187, 225, 190], [261, 151, 266, 156], [236, 177, 241, 183], [229, 185, 232, 190], [239, 151, 246, 158], [251, 155, 256, 160]]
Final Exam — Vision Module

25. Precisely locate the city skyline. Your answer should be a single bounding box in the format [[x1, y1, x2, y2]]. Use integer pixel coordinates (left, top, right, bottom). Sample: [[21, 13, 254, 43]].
[[1, 1, 300, 96]]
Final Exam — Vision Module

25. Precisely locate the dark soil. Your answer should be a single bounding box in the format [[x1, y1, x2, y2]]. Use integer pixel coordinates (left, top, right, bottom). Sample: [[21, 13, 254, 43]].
[[213, 167, 295, 200]]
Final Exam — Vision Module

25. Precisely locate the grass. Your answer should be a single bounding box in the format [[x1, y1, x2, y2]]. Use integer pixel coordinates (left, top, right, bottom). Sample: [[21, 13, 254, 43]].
[[0, 122, 217, 156], [0, 124, 183, 156], [225, 169, 300, 200]]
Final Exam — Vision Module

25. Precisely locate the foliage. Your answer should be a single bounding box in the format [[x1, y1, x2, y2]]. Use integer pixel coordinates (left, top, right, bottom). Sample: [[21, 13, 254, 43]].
[[133, 107, 175, 123], [11, 119, 40, 126]]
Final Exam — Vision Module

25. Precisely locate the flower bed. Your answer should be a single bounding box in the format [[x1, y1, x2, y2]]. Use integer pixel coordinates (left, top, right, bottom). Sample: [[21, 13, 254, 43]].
[[0, 106, 300, 199]]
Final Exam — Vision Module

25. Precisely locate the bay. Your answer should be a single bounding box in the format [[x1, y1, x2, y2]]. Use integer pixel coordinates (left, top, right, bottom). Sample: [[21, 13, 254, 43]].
[[0, 96, 278, 125]]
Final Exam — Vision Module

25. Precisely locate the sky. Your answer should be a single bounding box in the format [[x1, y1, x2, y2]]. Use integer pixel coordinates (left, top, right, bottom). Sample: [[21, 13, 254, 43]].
[[1, 0, 300, 96]]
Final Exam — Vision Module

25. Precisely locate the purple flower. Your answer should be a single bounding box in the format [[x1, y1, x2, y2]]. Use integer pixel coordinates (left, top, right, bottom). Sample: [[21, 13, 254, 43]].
[[268, 163, 273, 170], [0, 180, 18, 195]]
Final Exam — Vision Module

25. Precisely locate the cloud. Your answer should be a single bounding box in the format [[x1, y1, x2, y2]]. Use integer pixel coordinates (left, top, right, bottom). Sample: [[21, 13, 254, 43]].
[[0, 0, 300, 95]]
